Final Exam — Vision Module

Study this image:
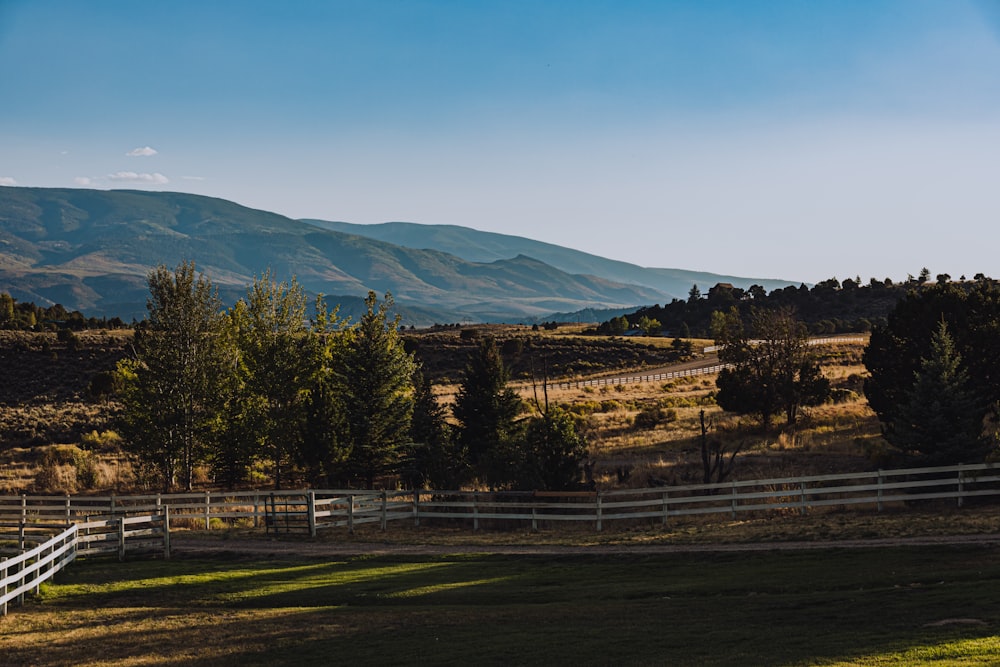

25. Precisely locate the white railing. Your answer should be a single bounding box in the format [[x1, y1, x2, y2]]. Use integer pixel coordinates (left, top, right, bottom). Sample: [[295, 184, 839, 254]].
[[0, 512, 168, 616], [0, 524, 77, 616], [3, 463, 997, 538], [552, 364, 726, 390], [703, 335, 867, 354]]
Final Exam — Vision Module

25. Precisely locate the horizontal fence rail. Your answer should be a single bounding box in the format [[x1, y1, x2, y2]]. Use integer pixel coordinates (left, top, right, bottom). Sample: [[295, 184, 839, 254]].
[[0, 512, 168, 616], [2, 463, 998, 539], [550, 337, 867, 390]]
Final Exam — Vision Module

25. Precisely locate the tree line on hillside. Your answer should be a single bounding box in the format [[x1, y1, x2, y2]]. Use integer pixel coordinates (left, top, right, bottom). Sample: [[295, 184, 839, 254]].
[[597, 270, 996, 338], [0, 292, 127, 331], [117, 261, 587, 493]]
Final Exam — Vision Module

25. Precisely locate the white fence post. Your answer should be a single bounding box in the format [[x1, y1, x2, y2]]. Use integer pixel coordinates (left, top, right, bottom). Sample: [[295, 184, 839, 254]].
[[118, 516, 126, 561], [473, 492, 479, 532], [1, 557, 7, 616], [877, 469, 884, 512], [307, 491, 317, 537], [163, 506, 171, 560], [380, 491, 387, 532], [596, 492, 603, 532], [204, 491, 211, 531]]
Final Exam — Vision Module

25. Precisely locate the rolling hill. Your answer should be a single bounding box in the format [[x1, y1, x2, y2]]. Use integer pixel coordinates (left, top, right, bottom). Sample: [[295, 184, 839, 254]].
[[301, 220, 800, 300], [0, 186, 798, 325]]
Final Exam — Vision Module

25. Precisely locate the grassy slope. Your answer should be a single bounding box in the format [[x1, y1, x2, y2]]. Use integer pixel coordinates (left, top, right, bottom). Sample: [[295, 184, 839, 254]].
[[0, 186, 666, 323], [3, 548, 1000, 666]]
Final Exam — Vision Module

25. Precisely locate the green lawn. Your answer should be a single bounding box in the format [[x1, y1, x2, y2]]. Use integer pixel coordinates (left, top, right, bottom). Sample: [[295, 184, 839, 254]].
[[3, 546, 1000, 666]]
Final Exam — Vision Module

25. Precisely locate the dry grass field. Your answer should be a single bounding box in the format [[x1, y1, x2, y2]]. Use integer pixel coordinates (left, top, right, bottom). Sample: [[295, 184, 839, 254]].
[[0, 328, 879, 496]]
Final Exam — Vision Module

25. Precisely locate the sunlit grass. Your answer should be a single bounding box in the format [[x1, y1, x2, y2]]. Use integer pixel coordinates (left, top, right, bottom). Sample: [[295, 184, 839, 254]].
[[4, 546, 1000, 666]]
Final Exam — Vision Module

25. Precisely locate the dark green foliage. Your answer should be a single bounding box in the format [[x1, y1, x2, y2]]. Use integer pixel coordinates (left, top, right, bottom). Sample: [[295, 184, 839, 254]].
[[336, 291, 416, 489], [520, 406, 588, 490], [297, 374, 350, 487], [87, 370, 122, 402], [864, 281, 1000, 465], [604, 275, 923, 337], [880, 321, 990, 465], [402, 368, 461, 489], [714, 307, 830, 431], [453, 336, 522, 489]]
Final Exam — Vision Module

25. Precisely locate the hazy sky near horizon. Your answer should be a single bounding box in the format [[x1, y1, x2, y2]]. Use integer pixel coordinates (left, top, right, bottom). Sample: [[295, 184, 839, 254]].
[[2, 1, 999, 284]]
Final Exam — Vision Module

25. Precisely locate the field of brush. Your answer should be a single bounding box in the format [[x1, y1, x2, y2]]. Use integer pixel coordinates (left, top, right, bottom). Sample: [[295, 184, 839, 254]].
[[0, 327, 877, 494]]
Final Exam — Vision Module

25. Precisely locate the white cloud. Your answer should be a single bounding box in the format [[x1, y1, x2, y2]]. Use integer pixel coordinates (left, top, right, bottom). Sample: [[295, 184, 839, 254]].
[[126, 146, 158, 157], [74, 176, 93, 186], [107, 171, 169, 184], [0, 176, 16, 186], [182, 175, 206, 181]]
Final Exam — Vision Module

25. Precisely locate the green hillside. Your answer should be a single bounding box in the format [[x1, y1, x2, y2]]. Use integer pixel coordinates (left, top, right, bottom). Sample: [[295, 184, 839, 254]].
[[0, 186, 669, 324], [302, 219, 801, 298]]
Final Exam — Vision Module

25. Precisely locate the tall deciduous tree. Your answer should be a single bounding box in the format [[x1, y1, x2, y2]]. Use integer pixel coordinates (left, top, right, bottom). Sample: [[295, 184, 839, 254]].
[[714, 306, 829, 431], [230, 271, 318, 489], [453, 336, 522, 489], [335, 291, 416, 489], [118, 261, 233, 491]]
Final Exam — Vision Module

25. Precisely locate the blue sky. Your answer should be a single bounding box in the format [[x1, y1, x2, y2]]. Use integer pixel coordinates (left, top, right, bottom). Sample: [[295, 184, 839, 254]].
[[2, 0, 999, 284]]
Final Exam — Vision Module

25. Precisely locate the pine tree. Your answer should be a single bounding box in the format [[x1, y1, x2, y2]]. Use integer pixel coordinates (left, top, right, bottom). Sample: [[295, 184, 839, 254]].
[[453, 336, 522, 489], [403, 367, 460, 489], [336, 291, 416, 489], [887, 320, 988, 464]]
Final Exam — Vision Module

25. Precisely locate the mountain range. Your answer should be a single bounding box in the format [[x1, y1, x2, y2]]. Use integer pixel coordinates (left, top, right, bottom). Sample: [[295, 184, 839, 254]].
[[0, 186, 799, 325]]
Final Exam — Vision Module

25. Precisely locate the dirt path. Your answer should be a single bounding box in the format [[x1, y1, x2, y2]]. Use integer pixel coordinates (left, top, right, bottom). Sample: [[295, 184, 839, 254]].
[[170, 532, 1000, 558]]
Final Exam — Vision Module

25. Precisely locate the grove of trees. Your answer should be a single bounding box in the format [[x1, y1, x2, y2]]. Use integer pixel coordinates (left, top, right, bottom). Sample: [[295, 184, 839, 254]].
[[117, 262, 590, 492], [864, 280, 1000, 465]]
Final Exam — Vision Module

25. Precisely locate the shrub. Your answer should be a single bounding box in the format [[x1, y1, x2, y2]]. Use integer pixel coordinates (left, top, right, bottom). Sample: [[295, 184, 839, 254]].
[[633, 406, 678, 430]]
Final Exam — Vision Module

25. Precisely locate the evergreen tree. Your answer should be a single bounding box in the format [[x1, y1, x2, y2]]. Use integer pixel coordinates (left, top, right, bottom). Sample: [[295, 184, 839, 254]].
[[336, 291, 416, 488], [118, 261, 233, 491], [886, 321, 988, 464], [521, 406, 587, 491], [403, 367, 461, 489], [453, 336, 522, 489], [864, 280, 1000, 450]]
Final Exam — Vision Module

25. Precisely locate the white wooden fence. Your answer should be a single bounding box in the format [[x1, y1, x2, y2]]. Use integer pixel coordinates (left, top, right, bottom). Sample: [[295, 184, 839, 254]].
[[0, 512, 168, 616], [2, 463, 997, 539], [552, 364, 726, 390], [553, 337, 866, 390]]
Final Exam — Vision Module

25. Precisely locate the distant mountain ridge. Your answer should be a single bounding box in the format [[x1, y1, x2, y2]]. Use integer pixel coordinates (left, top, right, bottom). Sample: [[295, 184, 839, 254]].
[[0, 186, 799, 325], [301, 220, 800, 301]]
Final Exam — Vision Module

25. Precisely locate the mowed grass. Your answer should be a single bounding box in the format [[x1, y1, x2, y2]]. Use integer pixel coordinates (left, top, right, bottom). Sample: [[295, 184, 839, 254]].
[[3, 547, 1000, 666]]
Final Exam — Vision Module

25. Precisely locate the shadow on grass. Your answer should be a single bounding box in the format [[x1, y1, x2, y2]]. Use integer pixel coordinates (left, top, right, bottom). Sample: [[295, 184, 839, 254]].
[[4, 547, 1000, 666]]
